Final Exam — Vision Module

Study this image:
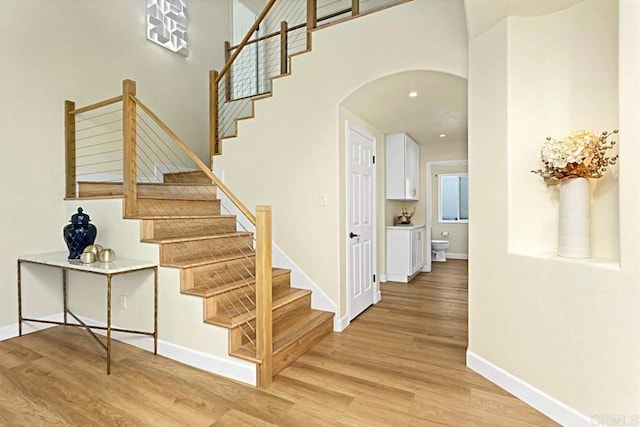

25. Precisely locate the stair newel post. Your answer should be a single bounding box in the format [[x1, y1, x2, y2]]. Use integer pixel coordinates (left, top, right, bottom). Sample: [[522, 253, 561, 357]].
[[64, 100, 77, 199], [306, 0, 317, 50], [280, 21, 288, 75], [256, 205, 273, 388], [352, 0, 360, 16], [210, 69, 220, 164], [122, 79, 138, 217]]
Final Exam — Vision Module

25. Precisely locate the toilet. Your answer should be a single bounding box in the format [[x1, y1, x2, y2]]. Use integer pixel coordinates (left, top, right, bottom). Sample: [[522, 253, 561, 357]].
[[431, 240, 449, 262]]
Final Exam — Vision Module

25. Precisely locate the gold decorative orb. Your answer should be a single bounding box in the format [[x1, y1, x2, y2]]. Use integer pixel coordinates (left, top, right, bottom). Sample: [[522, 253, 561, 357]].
[[80, 252, 96, 264], [98, 248, 116, 263], [83, 244, 104, 256]]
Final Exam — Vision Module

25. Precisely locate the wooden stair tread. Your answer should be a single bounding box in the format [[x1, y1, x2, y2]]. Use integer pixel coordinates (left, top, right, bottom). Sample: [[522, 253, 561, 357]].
[[77, 181, 216, 187], [161, 253, 256, 269], [135, 214, 234, 220], [142, 231, 252, 244], [65, 195, 123, 200], [182, 268, 290, 297], [230, 310, 333, 363], [205, 288, 311, 328], [137, 196, 219, 202]]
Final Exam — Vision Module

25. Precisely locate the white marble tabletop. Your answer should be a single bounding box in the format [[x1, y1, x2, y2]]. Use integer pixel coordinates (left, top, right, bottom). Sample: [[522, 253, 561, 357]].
[[18, 252, 156, 274]]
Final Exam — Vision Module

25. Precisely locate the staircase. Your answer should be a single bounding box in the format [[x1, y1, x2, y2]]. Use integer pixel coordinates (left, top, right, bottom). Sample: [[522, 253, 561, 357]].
[[64, 0, 409, 387], [77, 172, 334, 380]]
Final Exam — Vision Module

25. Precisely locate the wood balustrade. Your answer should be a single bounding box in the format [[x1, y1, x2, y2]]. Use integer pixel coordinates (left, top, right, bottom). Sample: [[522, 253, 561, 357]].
[[122, 79, 138, 217], [209, 69, 220, 162], [280, 21, 288, 75], [64, 101, 76, 199]]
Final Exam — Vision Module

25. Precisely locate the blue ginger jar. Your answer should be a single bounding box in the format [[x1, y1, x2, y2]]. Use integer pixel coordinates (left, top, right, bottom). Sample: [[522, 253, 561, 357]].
[[63, 207, 97, 260]]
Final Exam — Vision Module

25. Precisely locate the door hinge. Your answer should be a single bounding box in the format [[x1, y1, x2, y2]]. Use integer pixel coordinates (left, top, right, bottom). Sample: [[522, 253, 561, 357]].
[[372, 155, 376, 164], [373, 274, 376, 283]]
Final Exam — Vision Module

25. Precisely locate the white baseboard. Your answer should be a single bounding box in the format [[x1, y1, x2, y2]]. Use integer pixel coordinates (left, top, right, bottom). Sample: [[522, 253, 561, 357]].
[[446, 252, 469, 260], [214, 187, 338, 316], [380, 274, 388, 283], [0, 312, 65, 341], [466, 351, 593, 426], [374, 290, 381, 304], [272, 242, 337, 314], [158, 340, 256, 386], [334, 314, 350, 332], [386, 274, 408, 282]]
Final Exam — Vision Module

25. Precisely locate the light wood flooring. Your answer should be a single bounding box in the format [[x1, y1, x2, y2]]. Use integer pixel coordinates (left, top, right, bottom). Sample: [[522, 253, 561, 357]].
[[0, 260, 557, 426]]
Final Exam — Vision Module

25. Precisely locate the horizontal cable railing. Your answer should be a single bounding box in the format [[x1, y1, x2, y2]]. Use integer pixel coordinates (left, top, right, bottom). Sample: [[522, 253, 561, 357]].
[[64, 80, 273, 384], [65, 97, 124, 198]]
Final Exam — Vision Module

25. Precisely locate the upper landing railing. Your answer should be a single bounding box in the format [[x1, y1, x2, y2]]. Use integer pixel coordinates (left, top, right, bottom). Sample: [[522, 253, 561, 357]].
[[209, 0, 410, 160]]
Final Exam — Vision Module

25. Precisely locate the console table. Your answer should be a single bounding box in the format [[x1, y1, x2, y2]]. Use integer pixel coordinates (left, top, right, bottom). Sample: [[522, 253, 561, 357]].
[[17, 252, 158, 374]]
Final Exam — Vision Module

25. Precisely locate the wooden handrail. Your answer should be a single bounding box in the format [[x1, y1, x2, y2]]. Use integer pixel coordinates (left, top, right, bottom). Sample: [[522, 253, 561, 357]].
[[70, 95, 123, 115], [214, 0, 277, 84], [225, 5, 352, 53], [131, 95, 257, 225], [256, 205, 273, 388]]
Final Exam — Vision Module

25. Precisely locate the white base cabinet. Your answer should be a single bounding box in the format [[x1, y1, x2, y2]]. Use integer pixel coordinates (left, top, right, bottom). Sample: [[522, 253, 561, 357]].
[[386, 225, 425, 283]]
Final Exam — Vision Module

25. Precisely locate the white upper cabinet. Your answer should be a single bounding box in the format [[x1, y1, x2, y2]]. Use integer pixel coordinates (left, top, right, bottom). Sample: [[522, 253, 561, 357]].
[[385, 133, 420, 200]]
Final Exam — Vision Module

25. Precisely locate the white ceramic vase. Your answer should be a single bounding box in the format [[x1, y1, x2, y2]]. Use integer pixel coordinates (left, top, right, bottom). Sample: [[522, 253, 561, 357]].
[[558, 177, 591, 258]]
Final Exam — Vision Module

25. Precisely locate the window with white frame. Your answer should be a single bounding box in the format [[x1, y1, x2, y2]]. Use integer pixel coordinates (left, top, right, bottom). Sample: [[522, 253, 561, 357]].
[[438, 173, 468, 223]]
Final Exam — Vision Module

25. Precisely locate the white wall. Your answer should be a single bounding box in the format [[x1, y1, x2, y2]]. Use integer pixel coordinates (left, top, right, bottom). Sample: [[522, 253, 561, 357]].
[[469, 0, 640, 419], [214, 0, 468, 318], [0, 0, 229, 330]]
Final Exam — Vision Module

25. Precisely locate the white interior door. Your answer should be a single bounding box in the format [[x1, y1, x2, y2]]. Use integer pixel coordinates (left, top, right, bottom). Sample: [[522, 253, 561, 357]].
[[348, 124, 376, 321]]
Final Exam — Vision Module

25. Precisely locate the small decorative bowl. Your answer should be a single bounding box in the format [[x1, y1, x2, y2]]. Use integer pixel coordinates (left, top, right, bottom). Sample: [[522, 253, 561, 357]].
[[80, 252, 96, 264], [98, 248, 116, 263]]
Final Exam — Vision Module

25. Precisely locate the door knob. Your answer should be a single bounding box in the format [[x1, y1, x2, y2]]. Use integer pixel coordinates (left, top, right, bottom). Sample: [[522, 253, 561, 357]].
[[349, 232, 360, 239]]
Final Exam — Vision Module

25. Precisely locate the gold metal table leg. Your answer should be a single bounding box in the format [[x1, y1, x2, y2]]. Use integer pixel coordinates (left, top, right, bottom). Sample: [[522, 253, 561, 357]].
[[63, 269, 68, 325], [17, 260, 22, 336], [107, 274, 112, 375], [154, 266, 158, 355]]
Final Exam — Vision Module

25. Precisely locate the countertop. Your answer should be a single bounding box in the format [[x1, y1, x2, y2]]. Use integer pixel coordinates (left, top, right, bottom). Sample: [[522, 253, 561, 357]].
[[386, 224, 425, 230]]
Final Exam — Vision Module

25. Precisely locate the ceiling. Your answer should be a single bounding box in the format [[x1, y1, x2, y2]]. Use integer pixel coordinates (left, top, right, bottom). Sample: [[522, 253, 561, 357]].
[[463, 0, 586, 40], [341, 70, 467, 145]]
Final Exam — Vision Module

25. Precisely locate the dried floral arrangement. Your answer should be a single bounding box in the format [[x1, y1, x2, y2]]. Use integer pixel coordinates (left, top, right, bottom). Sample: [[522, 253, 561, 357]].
[[531, 129, 619, 186]]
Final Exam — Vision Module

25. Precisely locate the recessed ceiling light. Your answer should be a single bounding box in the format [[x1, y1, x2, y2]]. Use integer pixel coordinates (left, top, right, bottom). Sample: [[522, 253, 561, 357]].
[[439, 134, 446, 138], [409, 91, 418, 98]]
